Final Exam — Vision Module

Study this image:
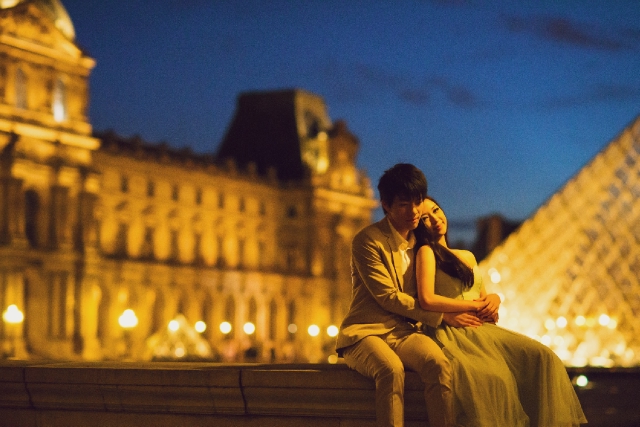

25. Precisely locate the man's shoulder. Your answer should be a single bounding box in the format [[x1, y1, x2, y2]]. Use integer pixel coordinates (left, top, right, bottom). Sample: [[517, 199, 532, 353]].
[[354, 218, 389, 240]]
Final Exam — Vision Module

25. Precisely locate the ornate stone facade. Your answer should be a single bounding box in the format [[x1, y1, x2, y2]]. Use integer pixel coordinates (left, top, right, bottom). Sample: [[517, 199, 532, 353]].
[[0, 0, 376, 362]]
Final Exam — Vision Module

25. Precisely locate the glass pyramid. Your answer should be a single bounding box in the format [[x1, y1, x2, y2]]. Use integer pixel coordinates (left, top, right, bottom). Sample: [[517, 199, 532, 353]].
[[478, 115, 640, 367]]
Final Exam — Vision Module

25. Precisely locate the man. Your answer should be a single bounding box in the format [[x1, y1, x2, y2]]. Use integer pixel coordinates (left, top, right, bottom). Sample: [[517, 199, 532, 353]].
[[336, 163, 481, 427]]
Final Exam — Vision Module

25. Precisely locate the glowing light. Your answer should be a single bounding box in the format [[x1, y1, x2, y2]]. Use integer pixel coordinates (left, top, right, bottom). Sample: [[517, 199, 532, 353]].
[[488, 268, 501, 284], [574, 375, 589, 387], [219, 321, 232, 334], [326, 325, 339, 337], [288, 323, 298, 333], [174, 345, 185, 358], [541, 335, 552, 346], [243, 322, 255, 335], [308, 324, 320, 337], [195, 321, 207, 333], [608, 318, 618, 329], [118, 309, 138, 329], [598, 314, 610, 326], [2, 304, 24, 324], [544, 319, 556, 330], [168, 320, 179, 332], [327, 354, 338, 364], [575, 316, 586, 326], [553, 336, 565, 347], [556, 316, 567, 328]]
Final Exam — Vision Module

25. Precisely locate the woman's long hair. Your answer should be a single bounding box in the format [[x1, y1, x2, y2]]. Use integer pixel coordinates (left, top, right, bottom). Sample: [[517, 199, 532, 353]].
[[414, 198, 474, 288]]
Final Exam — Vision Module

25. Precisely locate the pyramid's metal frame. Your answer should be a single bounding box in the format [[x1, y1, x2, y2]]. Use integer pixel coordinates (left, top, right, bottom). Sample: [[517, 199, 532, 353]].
[[478, 115, 640, 367]]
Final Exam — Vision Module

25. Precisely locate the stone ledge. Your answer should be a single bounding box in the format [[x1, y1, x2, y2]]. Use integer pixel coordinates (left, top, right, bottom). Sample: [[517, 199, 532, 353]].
[[0, 360, 638, 427], [0, 361, 417, 426]]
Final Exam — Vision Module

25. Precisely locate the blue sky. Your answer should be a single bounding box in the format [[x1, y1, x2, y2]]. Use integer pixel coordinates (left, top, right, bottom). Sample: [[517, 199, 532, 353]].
[[61, 0, 640, 243]]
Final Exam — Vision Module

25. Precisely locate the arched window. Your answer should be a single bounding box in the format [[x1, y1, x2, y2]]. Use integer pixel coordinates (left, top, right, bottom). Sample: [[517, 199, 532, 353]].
[[15, 68, 27, 109], [52, 78, 66, 122]]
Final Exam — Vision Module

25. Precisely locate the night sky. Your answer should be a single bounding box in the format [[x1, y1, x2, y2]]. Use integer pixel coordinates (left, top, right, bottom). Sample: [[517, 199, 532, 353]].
[[60, 0, 640, 243]]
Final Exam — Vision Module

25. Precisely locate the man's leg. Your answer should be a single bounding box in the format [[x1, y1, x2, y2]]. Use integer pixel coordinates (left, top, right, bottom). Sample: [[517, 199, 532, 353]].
[[343, 335, 405, 427], [392, 331, 454, 427]]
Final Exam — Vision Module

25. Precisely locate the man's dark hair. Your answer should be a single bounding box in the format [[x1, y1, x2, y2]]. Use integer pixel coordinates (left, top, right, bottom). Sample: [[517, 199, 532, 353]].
[[377, 163, 427, 213]]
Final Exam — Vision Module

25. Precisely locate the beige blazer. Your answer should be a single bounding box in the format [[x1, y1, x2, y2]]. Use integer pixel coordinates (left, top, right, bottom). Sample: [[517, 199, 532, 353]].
[[336, 217, 443, 353]]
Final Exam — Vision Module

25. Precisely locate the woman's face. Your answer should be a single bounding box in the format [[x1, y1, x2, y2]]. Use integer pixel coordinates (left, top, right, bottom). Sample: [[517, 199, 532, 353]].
[[421, 198, 447, 238]]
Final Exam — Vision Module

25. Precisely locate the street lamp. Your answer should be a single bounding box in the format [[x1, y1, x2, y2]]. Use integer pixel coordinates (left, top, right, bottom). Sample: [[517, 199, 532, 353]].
[[2, 304, 24, 358]]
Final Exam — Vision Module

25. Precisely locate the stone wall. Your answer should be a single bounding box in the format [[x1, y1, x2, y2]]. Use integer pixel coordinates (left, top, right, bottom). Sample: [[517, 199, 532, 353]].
[[0, 361, 638, 427]]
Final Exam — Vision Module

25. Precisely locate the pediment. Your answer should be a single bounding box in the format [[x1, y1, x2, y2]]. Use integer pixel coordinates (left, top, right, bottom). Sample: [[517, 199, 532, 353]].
[[0, 2, 84, 61]]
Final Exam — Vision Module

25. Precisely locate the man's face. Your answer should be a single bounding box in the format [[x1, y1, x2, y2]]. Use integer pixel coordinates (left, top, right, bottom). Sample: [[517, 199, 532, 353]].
[[382, 196, 422, 237]]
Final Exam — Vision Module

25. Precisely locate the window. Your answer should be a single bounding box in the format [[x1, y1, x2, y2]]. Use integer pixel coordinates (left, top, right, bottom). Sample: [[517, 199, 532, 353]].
[[48, 273, 69, 339], [52, 78, 66, 122], [172, 184, 179, 201], [147, 180, 155, 197], [195, 188, 202, 205], [288, 300, 297, 340], [15, 68, 27, 109], [120, 176, 129, 193], [239, 197, 245, 212], [237, 238, 245, 269], [269, 299, 277, 340], [170, 229, 179, 261], [25, 190, 40, 248], [218, 193, 225, 209], [115, 223, 128, 256], [193, 233, 203, 265], [140, 227, 154, 259]]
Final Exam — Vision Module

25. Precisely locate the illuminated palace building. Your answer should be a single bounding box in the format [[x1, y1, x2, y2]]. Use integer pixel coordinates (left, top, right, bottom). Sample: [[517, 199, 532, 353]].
[[0, 0, 376, 362], [2, 1, 640, 367]]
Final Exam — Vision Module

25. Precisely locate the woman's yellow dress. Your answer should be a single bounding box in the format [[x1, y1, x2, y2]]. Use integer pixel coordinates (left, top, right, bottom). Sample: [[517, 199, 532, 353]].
[[424, 268, 587, 427]]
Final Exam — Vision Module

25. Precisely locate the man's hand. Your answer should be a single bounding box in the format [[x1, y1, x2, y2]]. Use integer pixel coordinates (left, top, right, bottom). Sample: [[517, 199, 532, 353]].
[[442, 311, 483, 328], [476, 294, 501, 320]]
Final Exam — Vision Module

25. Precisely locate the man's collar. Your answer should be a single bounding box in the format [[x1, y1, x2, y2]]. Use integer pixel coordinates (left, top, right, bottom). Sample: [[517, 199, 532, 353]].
[[385, 217, 415, 250]]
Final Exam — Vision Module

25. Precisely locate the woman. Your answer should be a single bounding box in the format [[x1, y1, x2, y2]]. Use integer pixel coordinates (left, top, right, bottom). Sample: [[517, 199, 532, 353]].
[[414, 196, 587, 427]]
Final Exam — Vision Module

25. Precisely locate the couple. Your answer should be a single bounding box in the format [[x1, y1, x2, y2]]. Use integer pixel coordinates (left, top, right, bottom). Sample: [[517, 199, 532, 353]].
[[335, 163, 586, 427]]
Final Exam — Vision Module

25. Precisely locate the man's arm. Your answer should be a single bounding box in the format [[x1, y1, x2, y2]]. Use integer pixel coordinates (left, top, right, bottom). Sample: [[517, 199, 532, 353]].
[[442, 312, 483, 328], [352, 230, 443, 328]]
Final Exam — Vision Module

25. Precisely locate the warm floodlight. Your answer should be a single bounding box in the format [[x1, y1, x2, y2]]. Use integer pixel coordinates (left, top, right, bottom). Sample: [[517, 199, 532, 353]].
[[307, 324, 320, 337], [243, 322, 256, 335], [118, 309, 138, 329], [2, 304, 24, 325], [220, 321, 232, 334], [195, 321, 206, 333]]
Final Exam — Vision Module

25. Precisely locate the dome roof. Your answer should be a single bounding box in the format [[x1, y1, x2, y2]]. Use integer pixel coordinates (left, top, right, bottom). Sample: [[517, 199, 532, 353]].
[[0, 0, 75, 40]]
